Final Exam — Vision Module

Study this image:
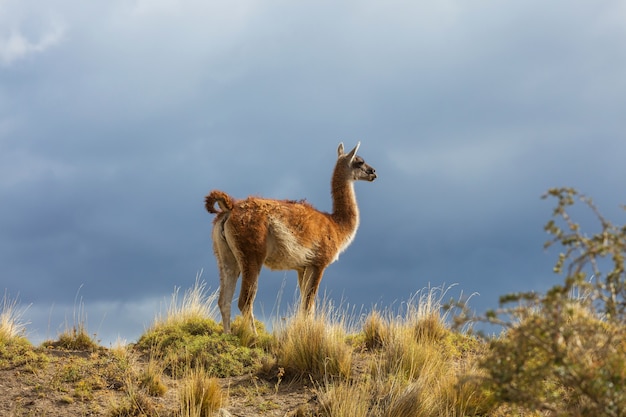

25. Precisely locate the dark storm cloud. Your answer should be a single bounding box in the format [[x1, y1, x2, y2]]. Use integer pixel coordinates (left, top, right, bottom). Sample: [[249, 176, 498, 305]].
[[1, 0, 626, 344]]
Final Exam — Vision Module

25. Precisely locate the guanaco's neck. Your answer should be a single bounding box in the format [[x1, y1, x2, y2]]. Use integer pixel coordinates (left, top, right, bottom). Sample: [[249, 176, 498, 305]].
[[330, 168, 360, 231]]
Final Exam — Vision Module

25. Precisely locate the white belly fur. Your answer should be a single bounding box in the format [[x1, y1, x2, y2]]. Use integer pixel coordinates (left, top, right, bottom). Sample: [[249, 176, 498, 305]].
[[264, 219, 315, 270]]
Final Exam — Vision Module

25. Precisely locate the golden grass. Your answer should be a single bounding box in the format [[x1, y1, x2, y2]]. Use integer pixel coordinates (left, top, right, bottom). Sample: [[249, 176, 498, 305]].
[[179, 367, 226, 417], [231, 315, 274, 350], [375, 288, 492, 416], [310, 286, 493, 417], [139, 356, 168, 397], [0, 291, 29, 343], [274, 302, 353, 381], [53, 324, 100, 351], [317, 378, 373, 417], [42, 292, 100, 351], [161, 274, 221, 327], [362, 309, 389, 350], [108, 385, 159, 417], [2, 280, 497, 416]]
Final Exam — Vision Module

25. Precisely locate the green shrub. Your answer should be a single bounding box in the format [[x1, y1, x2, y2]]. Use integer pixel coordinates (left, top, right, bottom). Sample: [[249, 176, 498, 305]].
[[136, 278, 271, 378], [136, 316, 265, 378], [457, 188, 626, 416], [51, 324, 100, 351]]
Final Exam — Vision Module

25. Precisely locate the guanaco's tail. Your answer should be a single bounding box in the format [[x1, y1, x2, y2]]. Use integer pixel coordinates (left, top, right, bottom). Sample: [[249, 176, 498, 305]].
[[205, 190, 235, 214]]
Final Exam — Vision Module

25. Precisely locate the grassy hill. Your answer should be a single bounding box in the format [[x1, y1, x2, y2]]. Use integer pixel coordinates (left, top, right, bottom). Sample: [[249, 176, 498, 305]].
[[3, 279, 623, 417], [2, 188, 625, 416], [1, 283, 494, 416]]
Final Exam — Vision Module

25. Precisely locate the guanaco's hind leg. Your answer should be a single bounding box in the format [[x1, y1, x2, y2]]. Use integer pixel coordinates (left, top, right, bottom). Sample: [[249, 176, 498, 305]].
[[238, 259, 263, 336], [213, 229, 240, 334]]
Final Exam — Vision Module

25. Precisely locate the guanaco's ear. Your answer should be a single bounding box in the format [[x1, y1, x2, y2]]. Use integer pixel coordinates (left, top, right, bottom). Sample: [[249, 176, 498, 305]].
[[345, 142, 360, 162], [337, 142, 345, 157]]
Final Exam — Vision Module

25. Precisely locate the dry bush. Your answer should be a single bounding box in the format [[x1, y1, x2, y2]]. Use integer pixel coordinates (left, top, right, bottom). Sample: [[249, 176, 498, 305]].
[[453, 188, 626, 416], [480, 300, 626, 415]]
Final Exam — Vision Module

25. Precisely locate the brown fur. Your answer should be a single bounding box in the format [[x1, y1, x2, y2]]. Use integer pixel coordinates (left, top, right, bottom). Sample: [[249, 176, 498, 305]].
[[205, 143, 376, 334], [204, 190, 234, 214]]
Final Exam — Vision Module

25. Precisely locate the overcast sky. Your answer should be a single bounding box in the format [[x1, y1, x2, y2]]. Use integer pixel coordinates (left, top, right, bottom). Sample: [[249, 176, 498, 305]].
[[1, 0, 625, 345]]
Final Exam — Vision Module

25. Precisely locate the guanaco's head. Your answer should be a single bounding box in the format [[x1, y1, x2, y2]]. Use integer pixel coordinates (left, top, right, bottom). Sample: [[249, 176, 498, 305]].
[[337, 142, 377, 182]]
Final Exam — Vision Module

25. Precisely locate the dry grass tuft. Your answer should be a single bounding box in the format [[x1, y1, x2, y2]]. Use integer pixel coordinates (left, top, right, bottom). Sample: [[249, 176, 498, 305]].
[[44, 292, 100, 351], [231, 315, 274, 350], [53, 324, 100, 351], [179, 367, 226, 417], [139, 357, 168, 397], [374, 287, 452, 379], [377, 350, 493, 417], [310, 286, 493, 417], [372, 287, 492, 416], [406, 287, 452, 343], [381, 329, 448, 382], [0, 291, 30, 343], [161, 274, 221, 328], [362, 310, 389, 350], [317, 378, 373, 417], [275, 303, 353, 381], [108, 385, 160, 417]]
